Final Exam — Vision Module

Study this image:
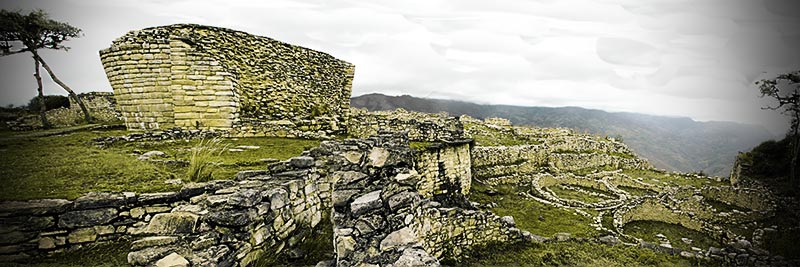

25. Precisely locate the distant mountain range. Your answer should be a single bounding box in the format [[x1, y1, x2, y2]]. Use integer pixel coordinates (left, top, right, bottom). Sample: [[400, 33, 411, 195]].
[[351, 93, 777, 177]]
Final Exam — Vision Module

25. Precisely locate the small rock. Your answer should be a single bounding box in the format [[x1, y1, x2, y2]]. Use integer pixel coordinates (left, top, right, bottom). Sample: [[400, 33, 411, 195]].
[[235, 145, 260, 150], [680, 251, 694, 258], [500, 216, 516, 227], [155, 252, 189, 267], [380, 227, 416, 251], [554, 232, 571, 242], [164, 179, 183, 185], [138, 151, 167, 160], [289, 156, 315, 168], [598, 235, 620, 245], [681, 237, 692, 244], [351, 190, 382, 216], [228, 148, 245, 152], [145, 212, 198, 234]]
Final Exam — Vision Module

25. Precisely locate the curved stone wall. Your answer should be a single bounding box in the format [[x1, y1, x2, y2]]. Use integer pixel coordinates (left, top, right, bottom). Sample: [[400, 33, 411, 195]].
[[100, 24, 354, 137]]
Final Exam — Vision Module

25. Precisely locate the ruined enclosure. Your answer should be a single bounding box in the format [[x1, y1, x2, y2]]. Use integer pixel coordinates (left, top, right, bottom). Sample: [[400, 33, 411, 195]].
[[100, 24, 355, 137]]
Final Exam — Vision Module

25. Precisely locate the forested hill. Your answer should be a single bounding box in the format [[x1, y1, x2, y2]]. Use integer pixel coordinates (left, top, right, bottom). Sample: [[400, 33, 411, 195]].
[[351, 93, 776, 176]]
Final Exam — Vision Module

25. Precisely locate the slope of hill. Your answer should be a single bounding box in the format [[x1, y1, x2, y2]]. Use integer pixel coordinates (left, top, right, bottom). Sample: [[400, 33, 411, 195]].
[[351, 93, 776, 176]]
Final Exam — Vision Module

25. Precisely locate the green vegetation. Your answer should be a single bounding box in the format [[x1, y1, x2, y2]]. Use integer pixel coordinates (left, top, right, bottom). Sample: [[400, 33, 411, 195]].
[[186, 138, 228, 182], [458, 240, 702, 267], [409, 141, 432, 151], [624, 220, 719, 252], [7, 239, 131, 267], [617, 185, 657, 197], [622, 169, 726, 188], [0, 128, 319, 200], [471, 182, 598, 238], [547, 185, 612, 204]]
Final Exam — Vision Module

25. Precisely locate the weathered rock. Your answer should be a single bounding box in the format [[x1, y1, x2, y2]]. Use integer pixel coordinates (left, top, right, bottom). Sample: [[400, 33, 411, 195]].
[[207, 209, 255, 227], [73, 192, 126, 209], [380, 227, 416, 251], [138, 151, 167, 160], [58, 208, 118, 228], [145, 212, 198, 234], [68, 227, 97, 243], [335, 171, 368, 185], [227, 189, 262, 207], [368, 147, 390, 167], [500, 216, 516, 227], [155, 252, 189, 267], [128, 247, 173, 266], [333, 190, 360, 208], [351, 190, 382, 216], [290, 156, 315, 168], [336, 235, 356, 259], [391, 247, 440, 267], [387, 191, 419, 211], [598, 235, 620, 245], [38, 237, 56, 249], [0, 199, 71, 216], [554, 232, 571, 242]]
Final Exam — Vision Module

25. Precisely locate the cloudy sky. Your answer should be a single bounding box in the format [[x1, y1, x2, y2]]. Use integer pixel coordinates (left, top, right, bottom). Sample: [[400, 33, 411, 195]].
[[1, 0, 798, 134]]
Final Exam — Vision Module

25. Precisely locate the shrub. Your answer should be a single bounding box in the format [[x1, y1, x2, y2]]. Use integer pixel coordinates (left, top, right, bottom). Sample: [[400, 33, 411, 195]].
[[186, 138, 227, 182], [27, 95, 70, 112]]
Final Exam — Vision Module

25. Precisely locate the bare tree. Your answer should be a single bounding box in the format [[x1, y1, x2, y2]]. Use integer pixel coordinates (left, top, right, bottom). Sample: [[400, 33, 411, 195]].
[[0, 9, 91, 125], [757, 70, 800, 187]]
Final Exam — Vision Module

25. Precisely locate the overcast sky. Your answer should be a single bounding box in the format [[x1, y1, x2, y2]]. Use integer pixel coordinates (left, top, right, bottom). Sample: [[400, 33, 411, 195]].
[[1, 0, 798, 134]]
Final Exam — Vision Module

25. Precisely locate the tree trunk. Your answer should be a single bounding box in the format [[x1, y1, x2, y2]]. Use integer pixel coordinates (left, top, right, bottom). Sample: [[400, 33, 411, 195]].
[[33, 57, 50, 129], [32, 51, 92, 123], [793, 118, 800, 190]]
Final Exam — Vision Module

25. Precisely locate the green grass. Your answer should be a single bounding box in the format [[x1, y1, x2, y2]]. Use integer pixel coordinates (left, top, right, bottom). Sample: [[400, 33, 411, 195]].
[[547, 185, 612, 204], [618, 185, 657, 197], [458, 239, 703, 267], [6, 239, 131, 267], [470, 182, 599, 238], [624, 220, 720, 251], [0, 128, 320, 200], [622, 169, 727, 189], [186, 138, 228, 182]]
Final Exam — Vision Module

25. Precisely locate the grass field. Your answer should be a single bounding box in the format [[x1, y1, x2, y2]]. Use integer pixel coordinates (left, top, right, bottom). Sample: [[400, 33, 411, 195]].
[[0, 128, 319, 200]]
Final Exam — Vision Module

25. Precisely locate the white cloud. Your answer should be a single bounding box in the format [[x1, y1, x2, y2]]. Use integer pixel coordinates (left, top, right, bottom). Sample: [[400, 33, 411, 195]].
[[0, 0, 797, 135]]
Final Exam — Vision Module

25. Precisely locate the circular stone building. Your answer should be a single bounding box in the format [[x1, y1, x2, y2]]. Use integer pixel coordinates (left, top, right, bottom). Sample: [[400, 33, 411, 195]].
[[99, 24, 355, 137]]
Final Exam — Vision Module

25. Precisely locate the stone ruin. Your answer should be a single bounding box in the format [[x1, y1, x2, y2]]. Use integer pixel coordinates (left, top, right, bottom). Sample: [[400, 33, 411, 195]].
[[0, 23, 795, 267], [99, 24, 355, 138]]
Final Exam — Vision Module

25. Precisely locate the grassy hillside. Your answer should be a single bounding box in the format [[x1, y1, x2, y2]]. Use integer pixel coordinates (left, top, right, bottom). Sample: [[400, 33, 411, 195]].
[[351, 93, 775, 176]]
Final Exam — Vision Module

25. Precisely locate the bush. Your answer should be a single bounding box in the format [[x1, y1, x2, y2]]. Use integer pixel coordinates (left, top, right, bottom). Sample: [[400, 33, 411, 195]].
[[186, 138, 227, 182], [27, 95, 70, 112]]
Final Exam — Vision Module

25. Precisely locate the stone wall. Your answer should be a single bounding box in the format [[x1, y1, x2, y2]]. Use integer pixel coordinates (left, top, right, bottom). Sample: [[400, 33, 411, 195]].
[[348, 108, 465, 142], [0, 181, 233, 262], [414, 141, 473, 199], [100, 24, 354, 137]]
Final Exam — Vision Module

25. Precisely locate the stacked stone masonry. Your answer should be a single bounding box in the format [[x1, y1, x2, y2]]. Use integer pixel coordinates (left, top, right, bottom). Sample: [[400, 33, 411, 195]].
[[100, 24, 355, 137]]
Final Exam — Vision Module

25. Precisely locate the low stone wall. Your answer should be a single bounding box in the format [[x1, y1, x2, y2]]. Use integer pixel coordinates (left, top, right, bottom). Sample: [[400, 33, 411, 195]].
[[414, 141, 473, 199], [126, 157, 332, 267], [347, 108, 465, 142], [0, 181, 232, 262], [413, 204, 523, 260], [472, 144, 651, 179], [548, 152, 651, 173]]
